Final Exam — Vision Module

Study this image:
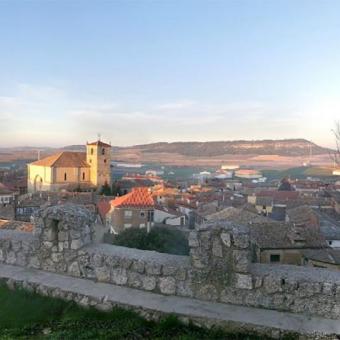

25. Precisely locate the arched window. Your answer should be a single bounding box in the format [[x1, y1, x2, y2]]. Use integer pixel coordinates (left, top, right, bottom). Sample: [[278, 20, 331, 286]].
[[104, 159, 107, 163], [102, 148, 105, 155], [64, 173, 67, 181], [91, 148, 94, 155], [82, 172, 85, 180]]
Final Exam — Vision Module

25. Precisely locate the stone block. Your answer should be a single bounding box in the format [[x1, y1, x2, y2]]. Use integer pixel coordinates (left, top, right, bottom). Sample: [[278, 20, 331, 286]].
[[142, 276, 157, 291], [111, 268, 128, 285], [195, 284, 218, 301], [220, 232, 231, 247], [235, 273, 253, 290], [212, 238, 223, 257], [176, 281, 193, 297], [188, 232, 199, 248], [132, 260, 145, 274], [263, 276, 283, 294], [159, 277, 176, 295], [146, 262, 162, 275], [68, 261, 81, 277], [71, 239, 83, 250], [92, 253, 104, 267], [232, 250, 250, 273], [95, 267, 111, 282], [162, 265, 177, 276], [5, 251, 16, 265], [128, 271, 143, 288]]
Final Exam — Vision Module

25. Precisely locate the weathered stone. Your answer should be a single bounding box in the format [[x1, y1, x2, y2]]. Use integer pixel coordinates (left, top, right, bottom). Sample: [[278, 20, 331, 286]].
[[195, 284, 218, 301], [176, 281, 193, 297], [235, 273, 253, 290], [111, 268, 128, 285], [128, 271, 143, 288], [232, 250, 250, 273], [132, 260, 145, 274], [142, 276, 157, 291], [6, 251, 16, 265], [212, 238, 223, 257], [71, 239, 83, 250], [159, 277, 176, 295], [188, 232, 199, 248], [233, 233, 249, 249], [220, 232, 231, 247], [95, 267, 111, 282], [263, 276, 282, 294], [51, 252, 64, 263], [146, 262, 162, 275], [68, 261, 81, 277]]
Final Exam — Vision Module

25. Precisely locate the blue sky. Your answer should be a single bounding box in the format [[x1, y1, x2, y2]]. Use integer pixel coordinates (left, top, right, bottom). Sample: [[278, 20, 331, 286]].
[[0, 0, 339, 147]]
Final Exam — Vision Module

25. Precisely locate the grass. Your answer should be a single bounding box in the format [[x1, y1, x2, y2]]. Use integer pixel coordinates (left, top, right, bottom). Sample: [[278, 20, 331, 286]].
[[0, 283, 288, 340]]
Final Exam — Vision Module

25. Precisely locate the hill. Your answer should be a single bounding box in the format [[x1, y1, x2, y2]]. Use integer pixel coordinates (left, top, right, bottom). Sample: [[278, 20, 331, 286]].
[[117, 139, 330, 157]]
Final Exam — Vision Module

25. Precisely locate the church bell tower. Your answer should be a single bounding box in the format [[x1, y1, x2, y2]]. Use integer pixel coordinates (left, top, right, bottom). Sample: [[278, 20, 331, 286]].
[[86, 139, 112, 189]]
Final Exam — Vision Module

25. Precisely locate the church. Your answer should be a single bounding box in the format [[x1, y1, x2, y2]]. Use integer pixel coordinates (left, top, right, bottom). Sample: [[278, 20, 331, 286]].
[[27, 140, 112, 193]]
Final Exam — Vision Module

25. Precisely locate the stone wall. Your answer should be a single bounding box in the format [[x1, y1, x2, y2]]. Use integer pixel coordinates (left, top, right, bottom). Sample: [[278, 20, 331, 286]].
[[0, 204, 340, 320]]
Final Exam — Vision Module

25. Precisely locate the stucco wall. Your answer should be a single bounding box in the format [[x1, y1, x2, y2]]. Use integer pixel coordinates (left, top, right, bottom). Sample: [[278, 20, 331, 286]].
[[1, 204, 340, 320]]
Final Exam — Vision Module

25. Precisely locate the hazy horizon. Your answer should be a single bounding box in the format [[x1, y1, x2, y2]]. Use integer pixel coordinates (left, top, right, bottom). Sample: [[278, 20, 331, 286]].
[[1, 1, 340, 149]]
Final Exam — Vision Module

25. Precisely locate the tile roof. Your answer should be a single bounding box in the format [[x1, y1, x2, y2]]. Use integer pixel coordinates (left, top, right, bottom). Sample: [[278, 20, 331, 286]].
[[302, 248, 340, 265], [0, 219, 34, 232], [0, 183, 14, 195], [110, 187, 155, 208], [87, 140, 111, 148], [30, 152, 90, 168]]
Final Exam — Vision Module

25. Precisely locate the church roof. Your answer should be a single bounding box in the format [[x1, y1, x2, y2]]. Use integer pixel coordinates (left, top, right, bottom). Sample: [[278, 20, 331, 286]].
[[87, 140, 111, 148], [30, 152, 90, 168], [111, 187, 155, 208]]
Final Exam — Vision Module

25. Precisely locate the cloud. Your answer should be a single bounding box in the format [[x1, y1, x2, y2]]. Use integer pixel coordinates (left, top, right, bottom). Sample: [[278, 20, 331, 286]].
[[0, 83, 338, 148]]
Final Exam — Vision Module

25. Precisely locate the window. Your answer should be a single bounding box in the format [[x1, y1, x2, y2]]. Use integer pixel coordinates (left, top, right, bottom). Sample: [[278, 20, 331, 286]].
[[270, 254, 281, 263], [104, 159, 107, 163], [124, 210, 132, 218], [82, 172, 85, 180], [140, 211, 145, 218], [147, 210, 154, 222], [64, 173, 67, 181], [139, 223, 145, 229], [102, 148, 105, 155], [89, 159, 92, 163], [124, 223, 132, 229], [91, 148, 94, 155]]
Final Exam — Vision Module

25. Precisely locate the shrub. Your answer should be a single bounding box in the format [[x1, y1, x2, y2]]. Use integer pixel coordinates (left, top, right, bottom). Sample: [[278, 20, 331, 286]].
[[112, 227, 189, 255]]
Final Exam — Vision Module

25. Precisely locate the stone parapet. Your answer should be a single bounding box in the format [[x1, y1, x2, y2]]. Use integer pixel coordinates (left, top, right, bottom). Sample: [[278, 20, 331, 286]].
[[0, 204, 340, 320]]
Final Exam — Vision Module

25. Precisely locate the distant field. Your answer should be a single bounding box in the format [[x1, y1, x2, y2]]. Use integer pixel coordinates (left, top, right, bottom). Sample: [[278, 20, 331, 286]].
[[262, 166, 335, 180]]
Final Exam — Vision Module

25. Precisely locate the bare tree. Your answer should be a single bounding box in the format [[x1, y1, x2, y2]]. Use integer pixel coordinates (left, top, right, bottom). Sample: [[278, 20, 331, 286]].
[[331, 121, 340, 166]]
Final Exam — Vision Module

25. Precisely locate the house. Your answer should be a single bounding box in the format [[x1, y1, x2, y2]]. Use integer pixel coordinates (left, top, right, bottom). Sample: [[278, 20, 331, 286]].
[[250, 222, 327, 265], [302, 248, 340, 270], [329, 191, 340, 214], [27, 139, 111, 192], [285, 205, 320, 229], [106, 187, 155, 234], [0, 183, 15, 205]]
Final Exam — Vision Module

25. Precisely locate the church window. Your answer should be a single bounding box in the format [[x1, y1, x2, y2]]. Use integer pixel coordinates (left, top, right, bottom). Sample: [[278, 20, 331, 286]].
[[102, 148, 105, 155], [91, 148, 94, 155], [104, 159, 107, 163], [64, 173, 67, 181], [82, 172, 85, 180]]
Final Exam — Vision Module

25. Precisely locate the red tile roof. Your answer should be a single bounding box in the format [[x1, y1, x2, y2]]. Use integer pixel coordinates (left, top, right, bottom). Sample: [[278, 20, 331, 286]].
[[257, 190, 299, 201], [110, 187, 155, 208], [30, 152, 90, 168]]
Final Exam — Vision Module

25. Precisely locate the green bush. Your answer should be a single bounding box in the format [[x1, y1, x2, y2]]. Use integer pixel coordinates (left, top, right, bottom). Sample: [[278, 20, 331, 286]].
[[112, 227, 189, 255]]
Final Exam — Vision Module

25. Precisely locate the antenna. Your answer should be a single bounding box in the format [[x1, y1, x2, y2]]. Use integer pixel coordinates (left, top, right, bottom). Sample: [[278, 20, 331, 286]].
[[97, 133, 101, 141], [37, 150, 41, 160]]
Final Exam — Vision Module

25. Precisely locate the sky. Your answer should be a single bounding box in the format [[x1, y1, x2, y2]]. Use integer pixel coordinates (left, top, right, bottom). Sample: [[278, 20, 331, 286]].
[[0, 0, 339, 148]]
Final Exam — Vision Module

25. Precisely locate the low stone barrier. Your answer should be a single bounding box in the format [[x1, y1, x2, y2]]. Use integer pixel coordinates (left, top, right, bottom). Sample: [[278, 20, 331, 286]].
[[0, 205, 339, 321]]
